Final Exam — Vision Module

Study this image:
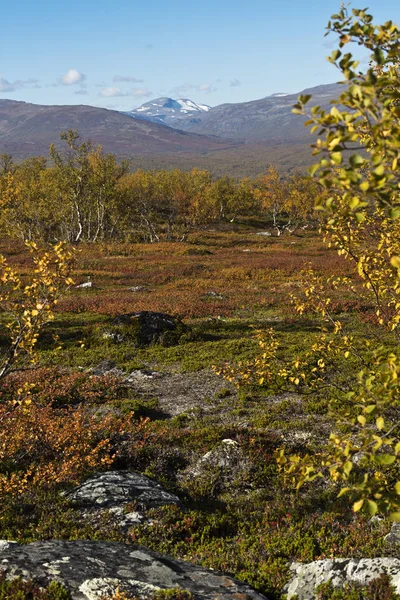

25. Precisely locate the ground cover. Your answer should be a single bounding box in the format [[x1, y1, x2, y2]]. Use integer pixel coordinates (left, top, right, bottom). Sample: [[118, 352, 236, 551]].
[[0, 223, 398, 599]]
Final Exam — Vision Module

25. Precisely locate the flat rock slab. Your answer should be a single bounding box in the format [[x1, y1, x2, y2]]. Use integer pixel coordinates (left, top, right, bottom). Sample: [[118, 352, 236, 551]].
[[65, 471, 181, 509], [285, 558, 400, 599], [0, 540, 269, 600]]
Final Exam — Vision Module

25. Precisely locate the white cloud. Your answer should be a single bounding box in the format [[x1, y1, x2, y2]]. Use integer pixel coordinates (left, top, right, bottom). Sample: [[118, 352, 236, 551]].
[[0, 76, 41, 93], [131, 87, 153, 98], [100, 86, 153, 99], [170, 82, 218, 96], [230, 78, 241, 87], [99, 87, 128, 98], [60, 68, 86, 85], [198, 83, 217, 93], [113, 75, 144, 83], [0, 77, 17, 92]]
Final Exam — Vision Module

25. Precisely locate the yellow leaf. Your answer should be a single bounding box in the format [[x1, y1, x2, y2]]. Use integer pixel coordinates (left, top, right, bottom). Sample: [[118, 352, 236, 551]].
[[353, 498, 364, 512]]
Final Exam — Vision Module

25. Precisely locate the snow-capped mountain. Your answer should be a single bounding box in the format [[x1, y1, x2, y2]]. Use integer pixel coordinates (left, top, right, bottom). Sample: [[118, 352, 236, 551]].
[[123, 97, 211, 128]]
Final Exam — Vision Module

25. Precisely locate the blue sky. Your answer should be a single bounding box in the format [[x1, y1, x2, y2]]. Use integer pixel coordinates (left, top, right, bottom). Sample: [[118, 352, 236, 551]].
[[1, 0, 399, 110]]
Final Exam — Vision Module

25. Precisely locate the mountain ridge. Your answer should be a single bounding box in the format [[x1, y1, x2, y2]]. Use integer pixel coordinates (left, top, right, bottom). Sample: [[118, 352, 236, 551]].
[[0, 99, 235, 159]]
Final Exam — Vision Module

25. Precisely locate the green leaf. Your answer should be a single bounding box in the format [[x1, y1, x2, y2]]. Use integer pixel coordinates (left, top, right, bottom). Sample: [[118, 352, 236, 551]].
[[343, 460, 353, 476], [394, 481, 400, 495], [390, 512, 400, 522], [374, 47, 386, 65], [366, 499, 378, 515], [331, 49, 342, 61], [376, 416, 384, 431], [376, 454, 396, 466], [331, 152, 343, 165], [350, 154, 364, 167]]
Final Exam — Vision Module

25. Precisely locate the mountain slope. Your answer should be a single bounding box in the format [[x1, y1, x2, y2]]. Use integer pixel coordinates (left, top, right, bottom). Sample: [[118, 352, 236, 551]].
[[181, 83, 341, 141], [0, 100, 232, 159], [126, 83, 341, 143], [124, 97, 210, 128]]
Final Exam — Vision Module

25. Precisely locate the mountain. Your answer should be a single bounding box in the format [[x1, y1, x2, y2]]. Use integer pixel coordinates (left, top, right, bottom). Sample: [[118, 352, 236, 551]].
[[0, 99, 233, 159], [0, 83, 344, 173], [124, 97, 210, 128], [126, 83, 341, 143]]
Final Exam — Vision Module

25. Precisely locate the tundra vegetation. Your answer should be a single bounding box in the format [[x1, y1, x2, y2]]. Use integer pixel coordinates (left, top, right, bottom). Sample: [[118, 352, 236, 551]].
[[0, 6, 400, 600]]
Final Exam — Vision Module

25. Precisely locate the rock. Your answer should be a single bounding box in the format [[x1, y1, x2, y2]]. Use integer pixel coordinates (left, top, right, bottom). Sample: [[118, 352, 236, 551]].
[[91, 360, 125, 377], [284, 557, 400, 599], [191, 439, 250, 481], [205, 291, 224, 299], [63, 472, 181, 532], [76, 281, 93, 289], [125, 369, 162, 383], [65, 471, 181, 510], [369, 515, 384, 526], [102, 331, 124, 343], [104, 311, 188, 347], [128, 286, 149, 292], [385, 522, 400, 544], [0, 539, 269, 600], [256, 231, 272, 237]]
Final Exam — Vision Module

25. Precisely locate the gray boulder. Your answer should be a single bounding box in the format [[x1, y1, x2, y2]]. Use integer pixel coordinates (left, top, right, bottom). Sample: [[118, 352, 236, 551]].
[[192, 439, 245, 475], [385, 522, 400, 545], [65, 471, 180, 508], [0, 539, 269, 600], [284, 557, 400, 599], [105, 311, 188, 347], [64, 471, 181, 529]]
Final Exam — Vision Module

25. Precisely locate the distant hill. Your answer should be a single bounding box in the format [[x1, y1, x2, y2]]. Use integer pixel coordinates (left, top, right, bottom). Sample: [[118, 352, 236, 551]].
[[128, 83, 341, 143], [0, 99, 234, 159], [167, 83, 341, 141], [0, 83, 344, 173], [124, 97, 210, 128]]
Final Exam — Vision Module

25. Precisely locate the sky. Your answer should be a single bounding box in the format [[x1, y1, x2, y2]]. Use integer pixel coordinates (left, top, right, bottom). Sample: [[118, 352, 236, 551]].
[[1, 0, 399, 111]]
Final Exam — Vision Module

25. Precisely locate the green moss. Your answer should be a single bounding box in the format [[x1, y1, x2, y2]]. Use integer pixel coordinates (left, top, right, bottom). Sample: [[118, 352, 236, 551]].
[[0, 575, 71, 599], [152, 589, 194, 600], [315, 573, 400, 599]]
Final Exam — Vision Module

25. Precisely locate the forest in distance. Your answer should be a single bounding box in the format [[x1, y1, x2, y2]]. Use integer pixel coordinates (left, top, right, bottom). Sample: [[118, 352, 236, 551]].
[[0, 130, 322, 244]]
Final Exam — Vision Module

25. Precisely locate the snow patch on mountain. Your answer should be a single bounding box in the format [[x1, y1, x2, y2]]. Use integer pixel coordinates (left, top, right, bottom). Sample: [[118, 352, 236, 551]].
[[122, 97, 211, 126]]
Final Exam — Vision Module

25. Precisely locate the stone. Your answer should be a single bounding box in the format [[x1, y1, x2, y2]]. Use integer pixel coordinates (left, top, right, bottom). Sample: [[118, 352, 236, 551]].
[[105, 311, 188, 347], [284, 557, 400, 599], [190, 439, 250, 482], [0, 539, 269, 600], [128, 286, 149, 292], [125, 369, 162, 383], [205, 291, 224, 299], [63, 472, 181, 532], [76, 281, 93, 289], [91, 360, 125, 377], [256, 231, 272, 236], [65, 471, 181, 510], [385, 522, 400, 544]]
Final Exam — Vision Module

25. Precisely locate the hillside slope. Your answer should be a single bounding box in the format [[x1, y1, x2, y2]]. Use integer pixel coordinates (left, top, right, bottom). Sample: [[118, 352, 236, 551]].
[[0, 100, 235, 159]]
